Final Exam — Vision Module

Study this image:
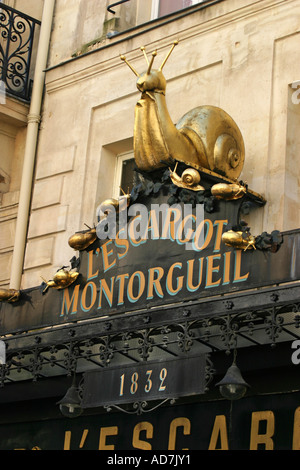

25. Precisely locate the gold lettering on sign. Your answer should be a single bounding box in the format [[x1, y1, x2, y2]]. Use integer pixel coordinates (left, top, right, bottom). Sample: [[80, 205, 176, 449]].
[[57, 405, 300, 450], [293, 407, 300, 450], [101, 240, 116, 272], [99, 426, 118, 450], [206, 254, 221, 288], [63, 429, 89, 450], [168, 417, 191, 450], [208, 415, 229, 450], [81, 281, 97, 311], [147, 267, 164, 299], [79, 429, 89, 448], [249, 411, 275, 450], [127, 271, 146, 302], [64, 431, 71, 450], [166, 262, 183, 295], [87, 248, 99, 280], [60, 284, 80, 316], [234, 249, 249, 282], [213, 220, 228, 251], [132, 422, 153, 450], [98, 277, 115, 308]]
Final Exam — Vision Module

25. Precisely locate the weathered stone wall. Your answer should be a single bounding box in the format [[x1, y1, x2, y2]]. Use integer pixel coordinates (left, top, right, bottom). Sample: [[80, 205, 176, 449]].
[[0, 0, 44, 287]]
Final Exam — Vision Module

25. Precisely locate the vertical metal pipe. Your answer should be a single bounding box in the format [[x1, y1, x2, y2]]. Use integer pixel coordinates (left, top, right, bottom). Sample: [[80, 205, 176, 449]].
[[10, 0, 56, 290]]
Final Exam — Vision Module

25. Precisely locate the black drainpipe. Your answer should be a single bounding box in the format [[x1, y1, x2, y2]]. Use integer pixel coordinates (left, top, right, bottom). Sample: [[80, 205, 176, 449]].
[[107, 0, 130, 14]]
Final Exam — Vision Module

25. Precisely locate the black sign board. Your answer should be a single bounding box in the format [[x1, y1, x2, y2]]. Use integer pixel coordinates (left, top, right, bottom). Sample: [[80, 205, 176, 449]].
[[0, 182, 299, 333], [82, 355, 206, 408], [2, 390, 300, 450]]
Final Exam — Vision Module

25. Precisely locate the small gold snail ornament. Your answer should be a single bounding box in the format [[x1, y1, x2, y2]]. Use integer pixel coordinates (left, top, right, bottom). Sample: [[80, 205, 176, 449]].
[[42, 268, 79, 293], [99, 198, 120, 216], [98, 188, 131, 218], [0, 288, 20, 303], [211, 182, 247, 200], [68, 225, 97, 251], [222, 230, 256, 251], [169, 164, 205, 191]]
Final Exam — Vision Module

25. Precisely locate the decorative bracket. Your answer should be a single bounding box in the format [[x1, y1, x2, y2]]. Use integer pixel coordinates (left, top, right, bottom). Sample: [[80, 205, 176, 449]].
[[104, 398, 176, 415]]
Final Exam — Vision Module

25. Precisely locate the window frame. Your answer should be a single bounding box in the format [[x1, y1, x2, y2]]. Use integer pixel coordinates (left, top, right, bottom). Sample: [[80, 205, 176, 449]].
[[151, 0, 202, 19], [113, 151, 134, 199]]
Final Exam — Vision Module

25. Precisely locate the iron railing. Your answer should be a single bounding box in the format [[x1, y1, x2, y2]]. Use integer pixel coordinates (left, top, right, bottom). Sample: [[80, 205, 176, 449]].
[[1, 283, 299, 386], [0, 3, 41, 102]]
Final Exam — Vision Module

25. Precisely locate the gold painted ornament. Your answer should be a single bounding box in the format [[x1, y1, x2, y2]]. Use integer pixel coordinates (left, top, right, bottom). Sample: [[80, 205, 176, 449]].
[[42, 268, 79, 293], [99, 198, 121, 216], [121, 41, 245, 179], [98, 189, 131, 217], [222, 230, 256, 251], [169, 164, 204, 191], [68, 226, 97, 251], [211, 182, 247, 200], [0, 288, 20, 303]]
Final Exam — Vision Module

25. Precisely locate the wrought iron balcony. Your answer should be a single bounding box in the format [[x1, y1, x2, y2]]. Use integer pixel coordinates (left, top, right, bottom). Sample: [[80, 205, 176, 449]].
[[0, 3, 41, 102]]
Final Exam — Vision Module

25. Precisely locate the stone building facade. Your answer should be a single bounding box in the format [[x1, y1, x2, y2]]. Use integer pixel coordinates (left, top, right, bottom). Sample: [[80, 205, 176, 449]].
[[1, 0, 299, 291], [0, 0, 299, 451]]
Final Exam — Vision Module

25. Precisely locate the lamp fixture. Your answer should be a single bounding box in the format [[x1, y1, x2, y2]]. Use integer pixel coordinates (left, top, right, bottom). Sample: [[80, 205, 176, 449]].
[[57, 376, 83, 418], [216, 351, 249, 400]]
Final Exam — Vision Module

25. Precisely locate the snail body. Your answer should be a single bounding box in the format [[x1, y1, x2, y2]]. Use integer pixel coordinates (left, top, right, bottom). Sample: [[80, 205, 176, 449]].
[[211, 182, 247, 200], [98, 194, 131, 218], [170, 165, 204, 191], [0, 288, 20, 303], [122, 43, 245, 179], [68, 227, 97, 251], [222, 230, 256, 251], [42, 268, 79, 293]]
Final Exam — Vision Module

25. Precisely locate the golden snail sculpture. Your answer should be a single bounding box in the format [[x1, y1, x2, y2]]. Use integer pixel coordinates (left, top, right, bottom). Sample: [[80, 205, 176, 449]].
[[68, 191, 130, 251], [169, 164, 204, 191], [121, 41, 245, 180], [42, 268, 79, 293], [222, 230, 256, 251], [211, 182, 247, 200], [0, 288, 20, 303], [99, 198, 122, 216], [68, 226, 97, 251], [98, 190, 131, 218]]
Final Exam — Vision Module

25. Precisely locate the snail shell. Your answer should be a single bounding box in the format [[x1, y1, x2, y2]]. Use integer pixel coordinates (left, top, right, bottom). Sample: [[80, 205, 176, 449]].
[[99, 198, 120, 215], [68, 228, 97, 251], [52, 269, 79, 287], [170, 167, 205, 191], [42, 269, 79, 293], [99, 195, 130, 217], [176, 105, 245, 180]]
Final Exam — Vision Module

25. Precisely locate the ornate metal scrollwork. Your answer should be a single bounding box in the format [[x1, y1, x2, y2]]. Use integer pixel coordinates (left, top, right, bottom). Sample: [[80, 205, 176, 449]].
[[104, 398, 176, 416], [0, 4, 41, 101], [0, 298, 299, 389], [264, 307, 284, 347]]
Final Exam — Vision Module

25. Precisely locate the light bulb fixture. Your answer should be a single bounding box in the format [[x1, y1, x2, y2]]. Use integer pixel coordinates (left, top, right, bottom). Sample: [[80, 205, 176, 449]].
[[216, 351, 249, 401], [57, 376, 83, 418]]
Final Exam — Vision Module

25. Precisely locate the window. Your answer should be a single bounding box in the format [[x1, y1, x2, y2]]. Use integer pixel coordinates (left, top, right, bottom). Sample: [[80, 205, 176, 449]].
[[113, 152, 136, 198], [151, 0, 203, 18]]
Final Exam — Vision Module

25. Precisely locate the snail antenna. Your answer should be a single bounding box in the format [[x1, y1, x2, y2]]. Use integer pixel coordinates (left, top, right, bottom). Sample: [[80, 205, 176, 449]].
[[147, 50, 157, 75], [120, 55, 140, 77], [159, 40, 179, 71], [140, 46, 149, 66]]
